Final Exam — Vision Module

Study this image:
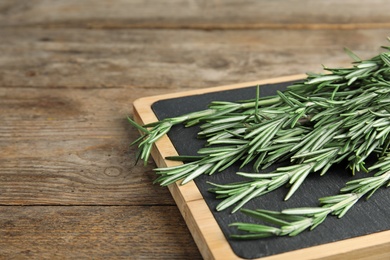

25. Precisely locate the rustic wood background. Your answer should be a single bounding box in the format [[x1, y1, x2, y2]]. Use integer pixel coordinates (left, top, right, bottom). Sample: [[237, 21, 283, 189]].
[[1, 1, 389, 259]]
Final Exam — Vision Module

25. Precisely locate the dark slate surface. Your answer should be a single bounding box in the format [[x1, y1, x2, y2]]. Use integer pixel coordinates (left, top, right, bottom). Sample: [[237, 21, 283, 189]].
[[151, 81, 390, 259]]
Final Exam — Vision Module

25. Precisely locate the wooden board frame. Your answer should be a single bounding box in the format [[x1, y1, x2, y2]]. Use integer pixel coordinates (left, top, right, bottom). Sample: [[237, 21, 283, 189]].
[[132, 74, 390, 260]]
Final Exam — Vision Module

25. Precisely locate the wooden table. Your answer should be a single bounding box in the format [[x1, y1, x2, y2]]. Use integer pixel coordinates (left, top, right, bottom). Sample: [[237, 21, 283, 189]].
[[1, 1, 389, 259]]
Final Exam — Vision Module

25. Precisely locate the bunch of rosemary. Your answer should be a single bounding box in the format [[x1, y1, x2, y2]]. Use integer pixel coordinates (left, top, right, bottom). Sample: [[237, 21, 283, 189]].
[[129, 44, 390, 238]]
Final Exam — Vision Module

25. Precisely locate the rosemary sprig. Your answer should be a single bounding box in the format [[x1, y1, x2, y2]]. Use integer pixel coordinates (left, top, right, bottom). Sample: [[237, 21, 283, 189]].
[[128, 96, 281, 165], [131, 46, 390, 180], [208, 83, 390, 211], [129, 41, 390, 237], [230, 153, 390, 239]]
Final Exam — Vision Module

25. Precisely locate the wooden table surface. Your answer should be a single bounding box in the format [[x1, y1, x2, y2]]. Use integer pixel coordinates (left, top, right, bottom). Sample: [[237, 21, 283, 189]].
[[1, 1, 390, 259]]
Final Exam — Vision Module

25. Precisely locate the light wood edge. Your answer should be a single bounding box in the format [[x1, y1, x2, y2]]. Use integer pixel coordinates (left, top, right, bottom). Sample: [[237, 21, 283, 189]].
[[132, 74, 390, 260]]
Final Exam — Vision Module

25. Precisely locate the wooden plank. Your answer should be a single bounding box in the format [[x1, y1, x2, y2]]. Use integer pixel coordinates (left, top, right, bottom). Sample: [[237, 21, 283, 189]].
[[1, 0, 390, 29], [133, 75, 390, 259], [0, 28, 389, 90], [0, 205, 202, 259], [0, 87, 176, 205]]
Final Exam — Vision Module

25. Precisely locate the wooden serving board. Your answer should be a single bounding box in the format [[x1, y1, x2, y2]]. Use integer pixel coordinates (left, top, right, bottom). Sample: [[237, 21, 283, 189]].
[[132, 75, 390, 260]]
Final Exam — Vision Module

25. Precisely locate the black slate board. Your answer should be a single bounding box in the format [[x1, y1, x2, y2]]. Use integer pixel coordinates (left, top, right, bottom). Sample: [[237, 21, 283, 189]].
[[151, 81, 390, 259]]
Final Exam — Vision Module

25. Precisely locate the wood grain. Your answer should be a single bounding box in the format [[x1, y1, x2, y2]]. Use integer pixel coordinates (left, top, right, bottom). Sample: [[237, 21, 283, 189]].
[[0, 206, 202, 259], [0, 87, 176, 205], [1, 28, 389, 90], [1, 0, 389, 259], [1, 0, 390, 29]]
